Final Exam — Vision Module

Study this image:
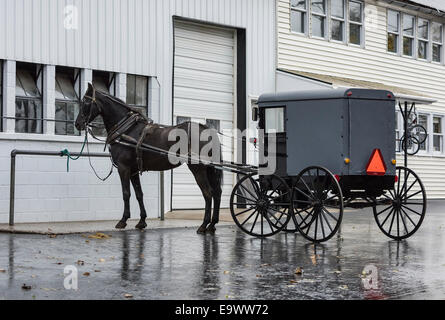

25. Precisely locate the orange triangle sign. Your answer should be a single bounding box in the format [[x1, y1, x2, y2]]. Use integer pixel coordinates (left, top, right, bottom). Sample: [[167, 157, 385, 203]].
[[366, 149, 386, 176]]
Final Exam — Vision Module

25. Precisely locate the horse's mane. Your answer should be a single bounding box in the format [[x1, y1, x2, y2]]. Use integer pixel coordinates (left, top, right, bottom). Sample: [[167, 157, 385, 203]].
[[95, 88, 153, 123]]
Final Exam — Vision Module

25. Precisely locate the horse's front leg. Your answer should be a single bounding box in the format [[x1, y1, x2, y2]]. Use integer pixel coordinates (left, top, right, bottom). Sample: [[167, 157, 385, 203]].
[[131, 174, 147, 229], [115, 168, 131, 229]]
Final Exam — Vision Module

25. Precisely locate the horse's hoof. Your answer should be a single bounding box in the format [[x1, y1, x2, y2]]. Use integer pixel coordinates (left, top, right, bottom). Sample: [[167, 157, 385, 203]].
[[135, 221, 147, 230], [206, 226, 216, 233], [115, 221, 127, 229], [196, 226, 207, 234]]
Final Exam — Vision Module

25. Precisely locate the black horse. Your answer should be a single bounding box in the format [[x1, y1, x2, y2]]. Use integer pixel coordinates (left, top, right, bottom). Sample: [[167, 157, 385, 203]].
[[75, 83, 223, 233]]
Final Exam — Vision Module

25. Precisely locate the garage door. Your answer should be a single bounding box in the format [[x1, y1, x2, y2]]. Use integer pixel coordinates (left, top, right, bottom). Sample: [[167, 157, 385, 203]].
[[172, 20, 235, 209]]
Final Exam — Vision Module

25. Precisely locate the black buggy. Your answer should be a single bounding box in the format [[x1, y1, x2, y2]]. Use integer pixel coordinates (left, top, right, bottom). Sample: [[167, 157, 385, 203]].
[[230, 88, 427, 242]]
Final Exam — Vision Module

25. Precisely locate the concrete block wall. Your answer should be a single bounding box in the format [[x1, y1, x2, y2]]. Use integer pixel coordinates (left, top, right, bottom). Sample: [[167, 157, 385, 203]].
[[0, 138, 160, 223]]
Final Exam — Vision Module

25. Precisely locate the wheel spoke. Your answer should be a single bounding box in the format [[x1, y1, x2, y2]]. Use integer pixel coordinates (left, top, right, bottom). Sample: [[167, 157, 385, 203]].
[[249, 211, 260, 232], [388, 208, 397, 234], [380, 207, 395, 227], [400, 207, 417, 227], [376, 204, 393, 216], [399, 208, 409, 235], [320, 209, 333, 232], [319, 209, 326, 239], [400, 204, 423, 216], [239, 183, 258, 200], [321, 207, 339, 222], [235, 206, 256, 217], [313, 211, 319, 241], [241, 209, 258, 227], [399, 177, 418, 198], [404, 190, 422, 200], [234, 193, 256, 203]]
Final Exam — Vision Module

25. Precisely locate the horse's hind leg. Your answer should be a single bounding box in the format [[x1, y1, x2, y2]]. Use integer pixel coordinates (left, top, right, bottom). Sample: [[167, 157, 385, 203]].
[[188, 164, 213, 234], [206, 167, 223, 233], [131, 174, 147, 230], [116, 167, 131, 229]]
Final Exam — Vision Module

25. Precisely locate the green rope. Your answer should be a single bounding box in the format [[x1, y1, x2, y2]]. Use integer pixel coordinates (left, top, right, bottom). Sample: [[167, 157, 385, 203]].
[[60, 134, 88, 172]]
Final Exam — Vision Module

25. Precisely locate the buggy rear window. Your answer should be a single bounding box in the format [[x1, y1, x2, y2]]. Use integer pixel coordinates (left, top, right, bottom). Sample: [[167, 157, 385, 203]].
[[265, 107, 285, 133]]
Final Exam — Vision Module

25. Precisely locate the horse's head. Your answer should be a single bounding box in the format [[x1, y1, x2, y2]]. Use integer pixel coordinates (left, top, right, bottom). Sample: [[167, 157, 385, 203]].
[[75, 83, 103, 131]]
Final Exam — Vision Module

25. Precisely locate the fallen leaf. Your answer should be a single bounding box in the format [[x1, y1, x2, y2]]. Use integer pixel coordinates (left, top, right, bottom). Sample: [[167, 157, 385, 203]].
[[223, 271, 230, 275], [0, 269, 6, 273], [83, 272, 90, 276], [31, 275, 36, 278], [49, 234, 57, 238], [88, 232, 111, 239], [21, 284, 32, 290], [339, 285, 348, 290], [256, 274, 262, 278], [98, 258, 106, 263], [56, 262, 63, 265], [124, 293, 133, 298], [85, 240, 90, 243], [295, 267, 303, 275], [77, 260, 85, 266], [289, 280, 297, 284]]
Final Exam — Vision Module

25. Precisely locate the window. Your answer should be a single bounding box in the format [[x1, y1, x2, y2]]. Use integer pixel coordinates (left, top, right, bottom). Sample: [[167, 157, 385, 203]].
[[206, 119, 220, 132], [432, 22, 443, 63], [311, 0, 327, 38], [290, 0, 308, 34], [417, 18, 429, 60], [349, 0, 363, 45], [331, 0, 345, 41], [126, 74, 148, 115], [403, 14, 415, 56], [176, 116, 190, 125], [92, 70, 116, 136], [387, 10, 399, 53], [290, 0, 363, 45], [264, 107, 285, 134], [55, 67, 81, 136], [433, 116, 443, 152], [15, 62, 43, 134], [418, 114, 428, 151]]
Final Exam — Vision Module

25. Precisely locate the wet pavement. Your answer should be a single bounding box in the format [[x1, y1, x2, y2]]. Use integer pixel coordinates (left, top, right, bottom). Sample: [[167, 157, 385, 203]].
[[1, 201, 445, 300]]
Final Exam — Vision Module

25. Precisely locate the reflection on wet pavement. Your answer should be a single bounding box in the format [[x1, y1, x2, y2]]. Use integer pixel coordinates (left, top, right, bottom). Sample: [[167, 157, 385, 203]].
[[1, 202, 445, 300]]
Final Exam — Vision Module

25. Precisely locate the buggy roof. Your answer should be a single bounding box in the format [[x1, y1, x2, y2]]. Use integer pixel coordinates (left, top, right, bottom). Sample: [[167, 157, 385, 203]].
[[258, 88, 395, 104]]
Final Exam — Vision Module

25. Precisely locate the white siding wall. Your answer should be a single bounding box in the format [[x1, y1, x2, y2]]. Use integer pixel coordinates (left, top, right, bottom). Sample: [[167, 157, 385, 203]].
[[277, 0, 445, 198], [0, 0, 276, 222]]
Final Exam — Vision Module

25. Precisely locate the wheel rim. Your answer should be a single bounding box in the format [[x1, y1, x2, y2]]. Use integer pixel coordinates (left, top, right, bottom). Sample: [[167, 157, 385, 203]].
[[373, 166, 426, 240], [230, 173, 292, 237], [401, 135, 420, 155], [291, 166, 343, 242]]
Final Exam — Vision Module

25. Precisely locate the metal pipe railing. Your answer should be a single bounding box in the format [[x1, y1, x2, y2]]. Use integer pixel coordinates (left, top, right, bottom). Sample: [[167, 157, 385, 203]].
[[9, 149, 110, 226]]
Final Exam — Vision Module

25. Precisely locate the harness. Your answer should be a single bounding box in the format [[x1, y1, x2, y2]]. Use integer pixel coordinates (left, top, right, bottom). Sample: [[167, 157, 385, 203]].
[[82, 86, 156, 174]]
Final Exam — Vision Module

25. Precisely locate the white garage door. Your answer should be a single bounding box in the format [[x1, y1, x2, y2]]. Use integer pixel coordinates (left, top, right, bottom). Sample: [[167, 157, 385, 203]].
[[172, 20, 235, 209]]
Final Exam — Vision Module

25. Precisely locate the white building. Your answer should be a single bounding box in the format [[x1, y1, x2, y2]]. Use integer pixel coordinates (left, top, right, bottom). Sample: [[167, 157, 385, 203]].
[[0, 0, 276, 223], [277, 0, 445, 198]]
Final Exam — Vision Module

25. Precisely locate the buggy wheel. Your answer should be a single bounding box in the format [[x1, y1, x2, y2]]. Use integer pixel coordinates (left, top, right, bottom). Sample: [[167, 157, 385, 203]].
[[291, 166, 344, 243], [230, 173, 292, 238], [373, 166, 426, 240]]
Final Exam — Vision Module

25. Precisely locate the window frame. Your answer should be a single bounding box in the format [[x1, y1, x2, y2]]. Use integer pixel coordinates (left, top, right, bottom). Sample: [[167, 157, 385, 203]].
[[54, 67, 82, 136], [348, 0, 364, 46], [432, 114, 444, 154], [330, 0, 346, 43], [387, 9, 445, 64], [15, 62, 44, 134], [311, 0, 328, 39], [387, 9, 400, 54], [126, 74, 149, 116], [417, 17, 430, 61], [290, 0, 309, 35], [432, 21, 443, 63], [290, 0, 364, 46], [402, 13, 415, 57]]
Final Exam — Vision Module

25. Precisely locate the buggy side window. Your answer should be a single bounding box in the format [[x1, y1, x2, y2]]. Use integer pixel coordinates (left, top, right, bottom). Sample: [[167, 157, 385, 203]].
[[264, 107, 285, 134]]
